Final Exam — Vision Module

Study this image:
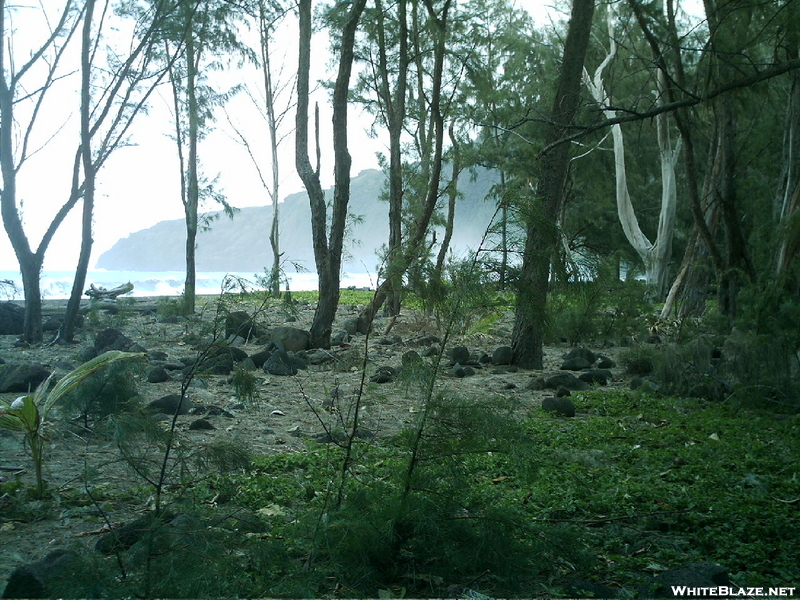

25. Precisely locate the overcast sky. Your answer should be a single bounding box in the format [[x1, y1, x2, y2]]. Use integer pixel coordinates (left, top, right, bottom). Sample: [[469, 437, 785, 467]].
[[5, 0, 697, 273]]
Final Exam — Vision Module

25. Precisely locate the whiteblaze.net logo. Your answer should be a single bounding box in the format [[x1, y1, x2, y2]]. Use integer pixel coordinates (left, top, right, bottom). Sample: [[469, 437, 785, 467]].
[[671, 586, 797, 597]]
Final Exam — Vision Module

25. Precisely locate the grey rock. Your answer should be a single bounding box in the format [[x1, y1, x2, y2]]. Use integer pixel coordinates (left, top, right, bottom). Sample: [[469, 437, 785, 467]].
[[147, 394, 192, 415], [307, 349, 333, 365], [0, 302, 24, 335], [401, 350, 423, 369], [544, 372, 591, 391], [268, 326, 311, 352], [95, 513, 172, 554], [0, 362, 51, 393], [449, 363, 467, 378], [2, 550, 87, 599], [224, 310, 261, 340], [579, 369, 613, 386], [555, 386, 572, 397], [449, 346, 471, 364], [198, 353, 234, 375], [249, 349, 272, 369], [492, 346, 513, 365], [422, 345, 439, 357], [526, 376, 546, 391], [597, 354, 616, 369], [146, 367, 171, 383], [263, 350, 303, 376], [542, 396, 576, 417], [370, 365, 397, 383], [642, 563, 730, 599], [564, 347, 596, 365], [42, 317, 63, 332], [76, 346, 98, 362], [189, 418, 216, 430], [331, 330, 351, 346], [94, 327, 135, 354], [342, 318, 359, 336], [239, 357, 257, 371], [561, 357, 591, 371]]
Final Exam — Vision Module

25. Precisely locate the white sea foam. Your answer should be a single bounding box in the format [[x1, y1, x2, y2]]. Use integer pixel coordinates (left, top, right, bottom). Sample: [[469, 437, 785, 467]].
[[0, 270, 375, 300]]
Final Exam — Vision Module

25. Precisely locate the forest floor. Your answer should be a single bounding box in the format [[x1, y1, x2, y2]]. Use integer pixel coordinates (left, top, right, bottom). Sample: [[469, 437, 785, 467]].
[[1, 293, 798, 598]]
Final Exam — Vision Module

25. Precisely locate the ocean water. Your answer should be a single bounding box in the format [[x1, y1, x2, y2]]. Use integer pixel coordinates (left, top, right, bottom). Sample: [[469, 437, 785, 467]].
[[0, 269, 377, 301]]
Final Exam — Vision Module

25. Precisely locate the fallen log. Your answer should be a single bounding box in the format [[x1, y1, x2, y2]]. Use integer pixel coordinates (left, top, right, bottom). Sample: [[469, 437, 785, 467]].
[[85, 282, 134, 300]]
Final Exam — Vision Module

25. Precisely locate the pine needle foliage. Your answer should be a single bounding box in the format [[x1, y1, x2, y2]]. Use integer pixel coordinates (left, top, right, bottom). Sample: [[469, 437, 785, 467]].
[[313, 394, 592, 597], [58, 359, 143, 424]]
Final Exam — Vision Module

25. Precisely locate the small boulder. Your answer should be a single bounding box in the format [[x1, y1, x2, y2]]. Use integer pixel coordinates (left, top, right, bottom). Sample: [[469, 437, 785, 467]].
[[492, 346, 513, 366], [94, 328, 135, 354], [0, 302, 24, 335], [542, 396, 576, 417], [564, 347, 596, 365], [449, 363, 467, 378], [2, 550, 87, 599], [268, 326, 311, 352], [0, 362, 51, 393], [579, 369, 612, 386], [401, 350, 423, 369], [597, 354, 616, 369], [370, 365, 397, 383], [544, 372, 591, 391], [76, 346, 98, 362], [449, 346, 471, 365], [249, 349, 272, 369], [263, 351, 301, 376], [147, 394, 192, 415], [342, 319, 359, 336], [642, 563, 730, 598], [146, 367, 171, 383], [561, 357, 591, 371], [331, 330, 351, 346], [224, 310, 261, 340], [189, 418, 216, 430], [526, 377, 546, 391]]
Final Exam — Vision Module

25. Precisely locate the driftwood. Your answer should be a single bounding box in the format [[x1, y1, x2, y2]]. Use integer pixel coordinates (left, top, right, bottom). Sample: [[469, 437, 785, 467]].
[[85, 282, 134, 300]]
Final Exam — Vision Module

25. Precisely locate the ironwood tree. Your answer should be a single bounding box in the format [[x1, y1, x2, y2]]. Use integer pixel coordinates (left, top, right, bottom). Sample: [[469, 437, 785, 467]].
[[296, 0, 367, 348], [511, 0, 595, 369]]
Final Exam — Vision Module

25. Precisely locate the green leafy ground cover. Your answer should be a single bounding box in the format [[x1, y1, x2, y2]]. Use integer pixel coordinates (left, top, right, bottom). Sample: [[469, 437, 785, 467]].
[[186, 390, 799, 597]]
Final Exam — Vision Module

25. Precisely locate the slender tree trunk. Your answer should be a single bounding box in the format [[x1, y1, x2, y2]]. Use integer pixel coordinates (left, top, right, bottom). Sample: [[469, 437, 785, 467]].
[[511, 0, 595, 369], [62, 0, 97, 343], [296, 0, 367, 348], [259, 4, 282, 298], [775, 39, 800, 276], [434, 123, 461, 277], [584, 12, 679, 301], [356, 0, 451, 334], [376, 0, 408, 317], [183, 31, 200, 314]]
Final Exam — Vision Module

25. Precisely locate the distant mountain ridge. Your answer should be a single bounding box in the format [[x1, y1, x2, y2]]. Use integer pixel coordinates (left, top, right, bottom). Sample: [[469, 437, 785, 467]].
[[96, 167, 501, 273]]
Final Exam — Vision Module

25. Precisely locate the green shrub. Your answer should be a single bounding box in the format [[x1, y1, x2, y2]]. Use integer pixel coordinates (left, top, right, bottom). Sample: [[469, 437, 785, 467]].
[[619, 345, 657, 375], [59, 359, 143, 424]]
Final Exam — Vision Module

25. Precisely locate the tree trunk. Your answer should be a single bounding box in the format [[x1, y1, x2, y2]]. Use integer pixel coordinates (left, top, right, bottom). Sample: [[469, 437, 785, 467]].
[[259, 3, 282, 298], [434, 123, 461, 277], [355, 0, 451, 334], [62, 0, 97, 343], [775, 38, 800, 277], [183, 30, 200, 314], [296, 0, 366, 348], [511, 0, 595, 369], [376, 0, 408, 318], [584, 11, 679, 301]]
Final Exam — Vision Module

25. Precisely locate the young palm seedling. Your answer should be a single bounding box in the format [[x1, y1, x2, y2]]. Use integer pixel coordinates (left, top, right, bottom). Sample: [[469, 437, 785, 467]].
[[0, 350, 143, 497]]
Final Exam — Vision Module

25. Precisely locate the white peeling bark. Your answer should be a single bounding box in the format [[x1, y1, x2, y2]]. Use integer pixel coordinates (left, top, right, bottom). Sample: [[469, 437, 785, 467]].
[[584, 9, 680, 299]]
